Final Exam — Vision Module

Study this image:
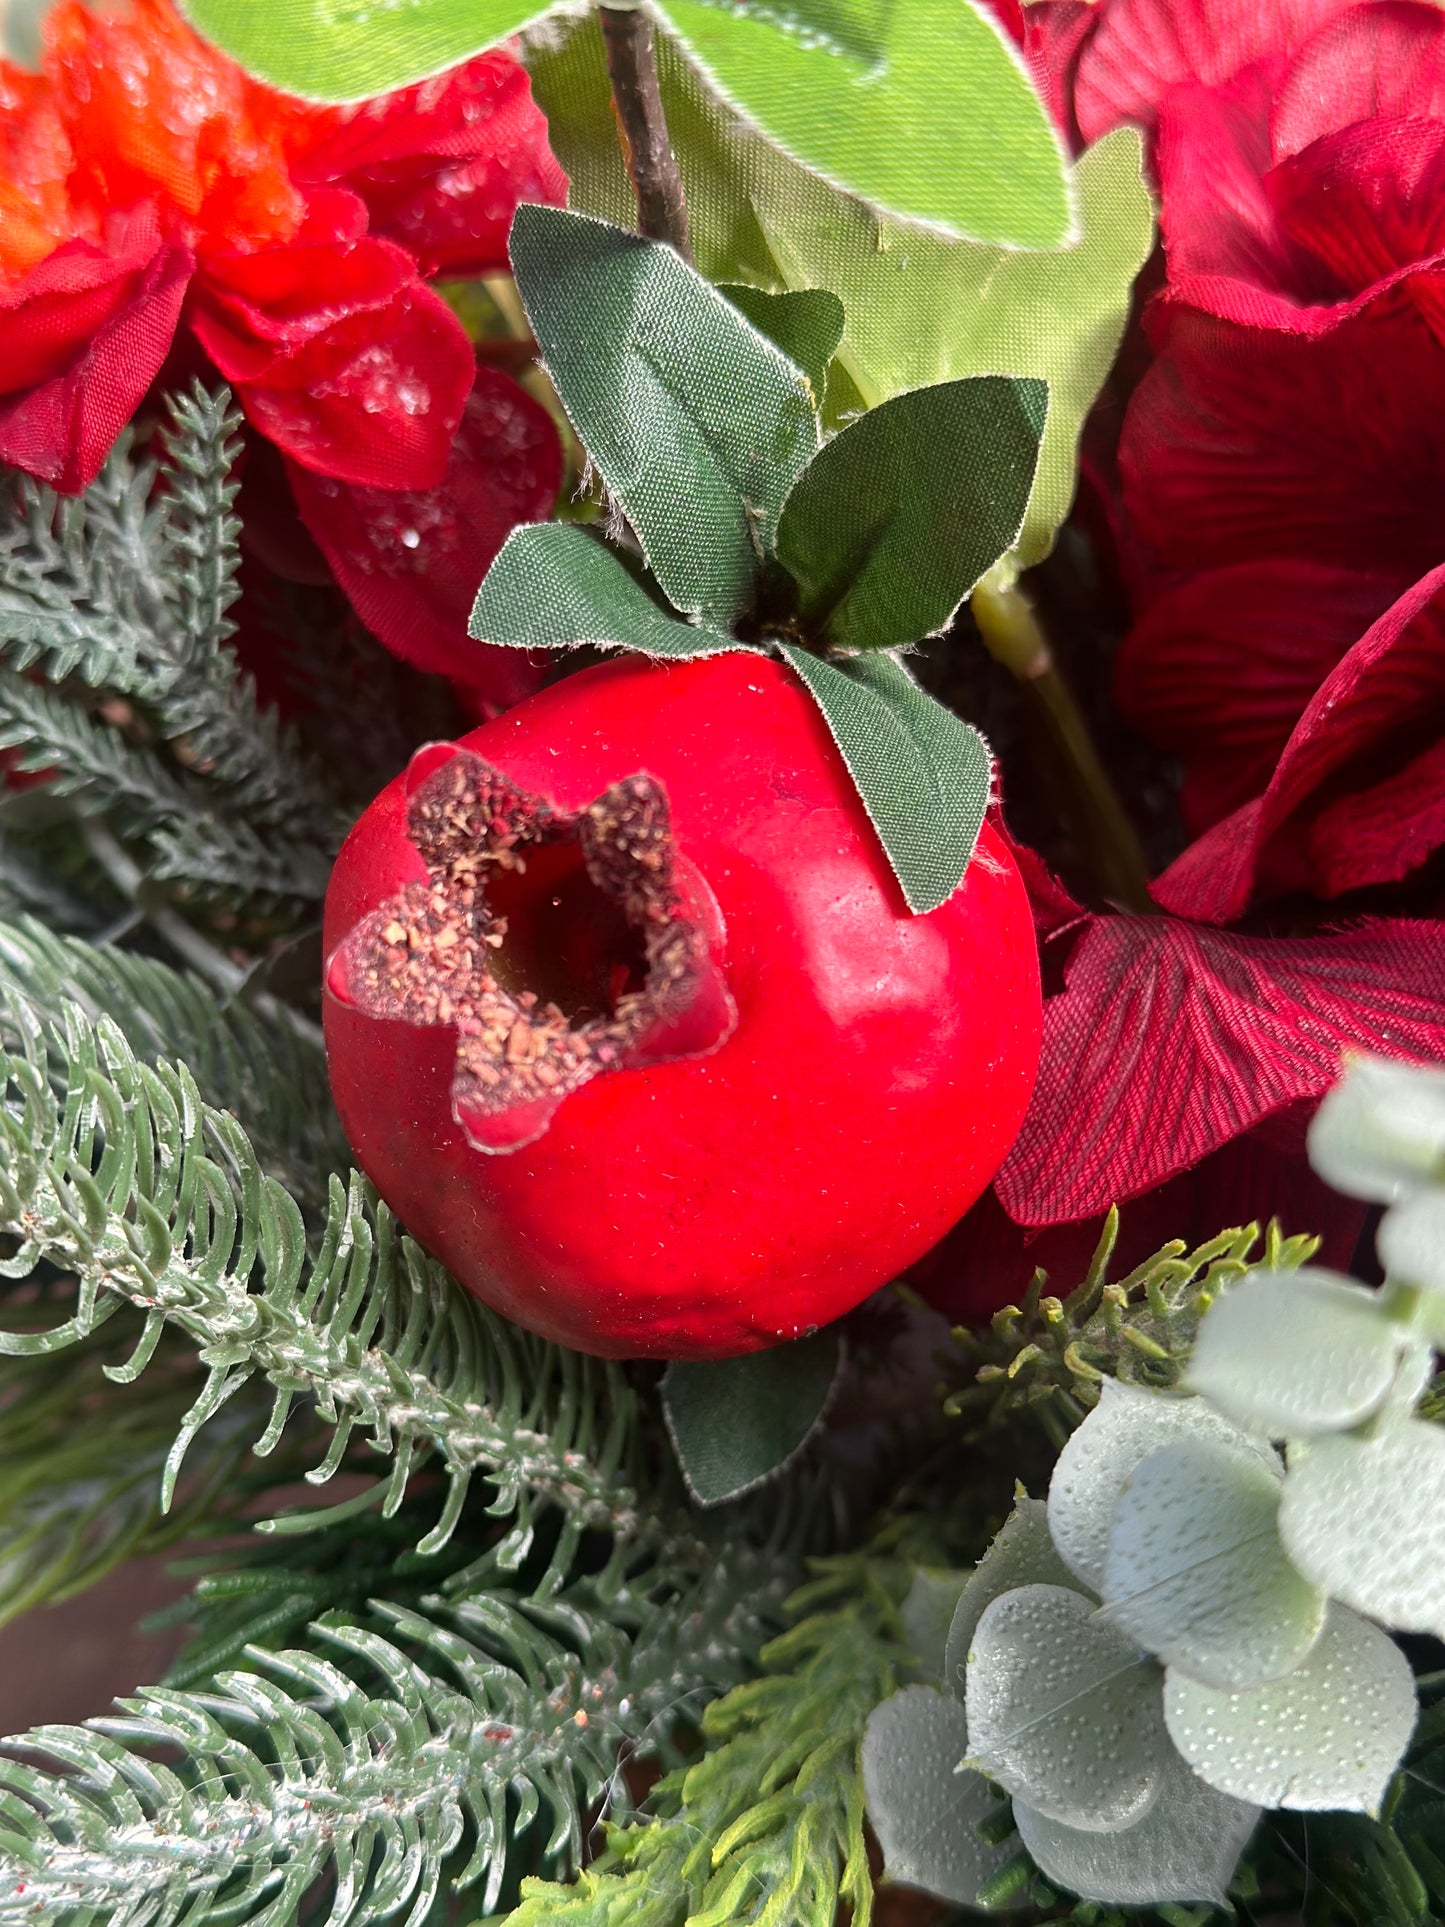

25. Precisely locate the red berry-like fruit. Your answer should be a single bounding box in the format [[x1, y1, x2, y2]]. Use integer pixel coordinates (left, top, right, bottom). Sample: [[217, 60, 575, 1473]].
[[323, 652, 1041, 1359]]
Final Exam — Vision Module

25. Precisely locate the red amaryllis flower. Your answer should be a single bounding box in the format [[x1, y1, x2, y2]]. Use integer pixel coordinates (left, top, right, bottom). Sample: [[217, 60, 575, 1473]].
[[0, 0, 565, 699]]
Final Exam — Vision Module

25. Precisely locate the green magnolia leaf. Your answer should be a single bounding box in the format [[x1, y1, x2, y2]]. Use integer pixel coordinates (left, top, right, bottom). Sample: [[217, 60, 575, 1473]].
[[660, 1330, 842, 1506], [526, 18, 1152, 567], [901, 1569, 972, 1686], [1278, 1421, 1445, 1639], [717, 285, 845, 403], [509, 204, 818, 624], [776, 647, 991, 915], [965, 1583, 1167, 1832], [655, 0, 1073, 249], [1164, 1605, 1417, 1815], [469, 522, 746, 660], [774, 378, 1047, 653], [1101, 1439, 1325, 1691], [943, 1497, 1078, 1699], [1186, 1269, 1430, 1439], [1048, 1379, 1279, 1595], [862, 1688, 1026, 1909], [1307, 1053, 1445, 1204], [1014, 1739, 1260, 1909], [178, 0, 545, 98]]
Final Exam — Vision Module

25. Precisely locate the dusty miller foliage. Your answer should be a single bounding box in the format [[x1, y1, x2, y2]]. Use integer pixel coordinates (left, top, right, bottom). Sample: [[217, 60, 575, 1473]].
[[0, 389, 1436, 1927]]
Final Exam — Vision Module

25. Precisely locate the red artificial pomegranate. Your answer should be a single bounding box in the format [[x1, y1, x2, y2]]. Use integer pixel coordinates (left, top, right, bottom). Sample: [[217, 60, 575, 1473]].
[[323, 651, 1042, 1359]]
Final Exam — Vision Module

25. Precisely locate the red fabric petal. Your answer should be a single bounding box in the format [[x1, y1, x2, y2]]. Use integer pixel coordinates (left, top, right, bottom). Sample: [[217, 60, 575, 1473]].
[[1119, 303, 1445, 588], [1023, 2, 1100, 141], [1114, 561, 1400, 831], [1155, 561, 1445, 917], [288, 51, 566, 278], [1072, 0, 1358, 143], [0, 210, 191, 492], [285, 364, 561, 706], [1273, 0, 1445, 156], [193, 238, 473, 490], [996, 912, 1445, 1223]]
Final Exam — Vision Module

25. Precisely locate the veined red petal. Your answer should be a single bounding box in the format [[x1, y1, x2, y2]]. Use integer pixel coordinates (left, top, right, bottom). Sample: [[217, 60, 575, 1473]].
[[286, 364, 561, 705], [997, 913, 1445, 1223], [1273, 0, 1445, 156]]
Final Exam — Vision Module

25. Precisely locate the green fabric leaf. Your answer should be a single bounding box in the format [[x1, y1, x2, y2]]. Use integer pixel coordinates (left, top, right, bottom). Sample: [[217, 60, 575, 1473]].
[[1048, 1379, 1279, 1595], [1279, 1421, 1445, 1640], [1101, 1439, 1326, 1691], [178, 0, 545, 98], [1307, 1052, 1445, 1205], [469, 523, 746, 660], [943, 1496, 1078, 1699], [966, 1583, 1167, 1832], [1186, 1269, 1431, 1439], [1377, 1190, 1445, 1295], [1164, 1605, 1417, 1815], [901, 1569, 972, 1686], [775, 377, 1046, 652], [862, 1688, 1026, 1909], [776, 647, 991, 915], [660, 1330, 841, 1506], [1014, 1740, 1260, 1909], [508, 204, 819, 624], [525, 16, 1153, 565], [716, 285, 845, 403], [655, 0, 1073, 249]]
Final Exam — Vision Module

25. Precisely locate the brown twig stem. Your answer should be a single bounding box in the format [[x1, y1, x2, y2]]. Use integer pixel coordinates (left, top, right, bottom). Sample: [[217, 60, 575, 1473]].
[[597, 4, 693, 260], [971, 574, 1154, 914]]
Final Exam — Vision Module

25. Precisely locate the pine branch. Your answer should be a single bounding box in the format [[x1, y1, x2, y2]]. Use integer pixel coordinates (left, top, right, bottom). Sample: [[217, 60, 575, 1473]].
[[0, 922, 656, 1557], [507, 1539, 926, 1927], [0, 1538, 785, 1926]]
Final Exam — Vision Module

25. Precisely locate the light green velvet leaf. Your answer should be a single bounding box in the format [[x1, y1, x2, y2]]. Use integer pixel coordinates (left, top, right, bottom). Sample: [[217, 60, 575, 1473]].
[[1014, 1738, 1260, 1909], [469, 522, 746, 659], [774, 377, 1047, 653], [655, 0, 1073, 248], [1279, 1422, 1445, 1639], [717, 285, 845, 403], [509, 205, 818, 624], [1377, 1189, 1445, 1296], [965, 1583, 1167, 1832], [1048, 1379, 1278, 1595], [1164, 1605, 1417, 1815], [1101, 1438, 1325, 1690], [524, 16, 1154, 566], [1186, 1268, 1426, 1439], [660, 1329, 842, 1506], [862, 1688, 1027, 1909], [776, 647, 991, 915], [178, 0, 546, 98], [1308, 1053, 1445, 1204], [943, 1497, 1079, 1700], [901, 1570, 973, 1687]]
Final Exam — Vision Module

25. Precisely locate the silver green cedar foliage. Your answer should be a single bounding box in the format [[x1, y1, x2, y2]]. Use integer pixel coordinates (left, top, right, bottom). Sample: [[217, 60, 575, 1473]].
[[0, 386, 347, 904]]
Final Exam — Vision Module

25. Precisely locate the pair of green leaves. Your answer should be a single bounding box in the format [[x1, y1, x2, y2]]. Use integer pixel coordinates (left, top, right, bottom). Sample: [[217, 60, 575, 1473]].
[[473, 204, 1047, 913], [179, 0, 1074, 252]]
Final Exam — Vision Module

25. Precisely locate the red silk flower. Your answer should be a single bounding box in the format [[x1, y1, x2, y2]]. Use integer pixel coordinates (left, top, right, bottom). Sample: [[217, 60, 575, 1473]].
[[0, 0, 565, 701]]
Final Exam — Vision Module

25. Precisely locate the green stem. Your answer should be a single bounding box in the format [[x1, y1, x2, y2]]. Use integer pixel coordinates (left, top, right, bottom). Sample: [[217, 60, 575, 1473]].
[[971, 573, 1153, 914], [598, 3, 693, 260]]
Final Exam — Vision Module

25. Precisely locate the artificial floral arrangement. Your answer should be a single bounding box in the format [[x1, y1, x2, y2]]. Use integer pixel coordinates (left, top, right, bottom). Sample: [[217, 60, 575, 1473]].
[[0, 0, 1441, 1922]]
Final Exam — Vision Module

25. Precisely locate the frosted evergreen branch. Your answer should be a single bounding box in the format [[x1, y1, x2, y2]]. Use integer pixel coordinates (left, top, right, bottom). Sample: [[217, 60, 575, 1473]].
[[0, 1547, 783, 1927], [0, 935, 652, 1555]]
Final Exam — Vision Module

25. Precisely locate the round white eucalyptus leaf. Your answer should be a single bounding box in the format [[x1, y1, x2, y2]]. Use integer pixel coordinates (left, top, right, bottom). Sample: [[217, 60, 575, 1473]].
[[1048, 1378, 1275, 1592], [861, 1687, 1026, 1909], [902, 1569, 972, 1685], [1014, 1735, 1260, 1907], [965, 1583, 1166, 1832], [1279, 1421, 1445, 1638], [1309, 1054, 1445, 1203], [1164, 1605, 1417, 1814], [1102, 1438, 1325, 1690], [943, 1497, 1079, 1698], [1378, 1189, 1445, 1297], [1186, 1269, 1418, 1438]]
